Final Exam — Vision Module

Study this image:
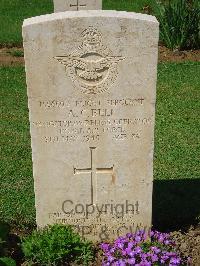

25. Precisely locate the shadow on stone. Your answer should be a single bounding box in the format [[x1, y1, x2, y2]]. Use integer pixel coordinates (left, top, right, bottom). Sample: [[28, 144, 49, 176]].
[[153, 178, 200, 231]]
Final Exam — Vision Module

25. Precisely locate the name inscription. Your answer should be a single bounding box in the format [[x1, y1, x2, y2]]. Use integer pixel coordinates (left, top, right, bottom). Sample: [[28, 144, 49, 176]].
[[31, 97, 152, 144]]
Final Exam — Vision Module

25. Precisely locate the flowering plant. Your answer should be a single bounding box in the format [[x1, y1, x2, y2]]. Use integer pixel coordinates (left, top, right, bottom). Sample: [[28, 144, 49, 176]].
[[100, 230, 190, 266]]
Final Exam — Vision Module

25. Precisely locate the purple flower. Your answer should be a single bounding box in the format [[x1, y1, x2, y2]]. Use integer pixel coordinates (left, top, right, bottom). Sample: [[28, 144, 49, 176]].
[[150, 246, 161, 254], [128, 241, 134, 249], [164, 239, 170, 245], [115, 259, 126, 266], [161, 254, 170, 262], [151, 254, 158, 262], [135, 235, 142, 242], [150, 231, 154, 237], [134, 246, 142, 254], [126, 233, 133, 238], [102, 262, 110, 266], [127, 258, 136, 264], [100, 229, 189, 266], [110, 247, 116, 253], [158, 235, 164, 243], [170, 257, 181, 265], [116, 242, 124, 249], [101, 243, 110, 251], [126, 249, 135, 257], [107, 255, 115, 262], [139, 262, 151, 266]]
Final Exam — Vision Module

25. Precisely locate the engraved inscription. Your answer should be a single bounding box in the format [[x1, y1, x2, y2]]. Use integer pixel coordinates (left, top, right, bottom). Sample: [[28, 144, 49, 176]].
[[55, 27, 125, 94], [33, 117, 151, 143], [48, 210, 144, 240], [74, 147, 114, 205], [69, 0, 86, 10], [32, 97, 150, 144], [39, 98, 145, 109]]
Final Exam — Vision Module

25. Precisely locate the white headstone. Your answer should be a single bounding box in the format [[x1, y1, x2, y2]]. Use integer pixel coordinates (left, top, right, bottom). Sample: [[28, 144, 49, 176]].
[[54, 0, 102, 12], [23, 10, 159, 242]]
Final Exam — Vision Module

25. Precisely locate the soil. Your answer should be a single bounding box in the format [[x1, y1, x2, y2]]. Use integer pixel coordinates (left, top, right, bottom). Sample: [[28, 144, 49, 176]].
[[0, 47, 24, 66], [171, 226, 200, 266], [0, 46, 199, 66], [158, 46, 200, 63]]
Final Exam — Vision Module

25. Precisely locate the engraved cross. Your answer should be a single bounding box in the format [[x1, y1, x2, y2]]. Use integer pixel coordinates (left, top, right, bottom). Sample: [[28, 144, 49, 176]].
[[74, 147, 114, 205], [70, 0, 86, 11]]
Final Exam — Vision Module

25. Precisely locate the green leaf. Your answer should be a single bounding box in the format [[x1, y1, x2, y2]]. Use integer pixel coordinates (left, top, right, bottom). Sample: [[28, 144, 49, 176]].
[[0, 257, 16, 266], [152, 0, 200, 50]]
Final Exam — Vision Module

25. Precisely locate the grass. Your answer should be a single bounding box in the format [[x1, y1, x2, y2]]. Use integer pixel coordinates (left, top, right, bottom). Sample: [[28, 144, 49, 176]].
[[0, 62, 200, 230], [0, 0, 53, 46], [154, 62, 200, 180], [0, 0, 152, 46], [153, 62, 200, 229], [0, 67, 35, 229], [103, 0, 152, 11]]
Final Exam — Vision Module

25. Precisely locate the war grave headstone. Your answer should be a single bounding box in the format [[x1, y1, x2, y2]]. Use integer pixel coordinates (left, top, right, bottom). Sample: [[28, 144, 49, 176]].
[[53, 0, 102, 12], [23, 10, 159, 241]]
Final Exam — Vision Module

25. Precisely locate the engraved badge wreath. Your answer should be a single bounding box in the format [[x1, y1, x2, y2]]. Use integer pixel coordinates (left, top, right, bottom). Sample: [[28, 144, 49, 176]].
[[55, 27, 125, 94]]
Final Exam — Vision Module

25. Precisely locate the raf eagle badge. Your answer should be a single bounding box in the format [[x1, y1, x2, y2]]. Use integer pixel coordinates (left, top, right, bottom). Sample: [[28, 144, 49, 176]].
[[54, 27, 125, 94]]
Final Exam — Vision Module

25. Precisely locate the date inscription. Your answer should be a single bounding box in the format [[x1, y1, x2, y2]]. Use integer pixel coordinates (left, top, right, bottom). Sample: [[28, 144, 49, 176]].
[[31, 97, 152, 144]]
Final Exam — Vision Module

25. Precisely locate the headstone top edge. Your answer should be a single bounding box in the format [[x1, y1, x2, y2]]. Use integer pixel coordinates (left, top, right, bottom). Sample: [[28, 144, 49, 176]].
[[23, 10, 158, 28]]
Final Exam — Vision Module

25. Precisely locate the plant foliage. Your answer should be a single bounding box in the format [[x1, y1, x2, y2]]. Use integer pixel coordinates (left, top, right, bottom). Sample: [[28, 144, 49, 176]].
[[153, 0, 200, 50], [21, 224, 94, 266], [0, 257, 16, 266]]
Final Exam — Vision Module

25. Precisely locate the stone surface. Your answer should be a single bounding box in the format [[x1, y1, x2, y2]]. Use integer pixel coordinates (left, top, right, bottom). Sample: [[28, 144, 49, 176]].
[[23, 10, 159, 242], [54, 0, 102, 12]]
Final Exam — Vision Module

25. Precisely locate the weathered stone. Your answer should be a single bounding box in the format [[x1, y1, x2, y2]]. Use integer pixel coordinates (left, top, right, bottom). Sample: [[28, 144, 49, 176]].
[[53, 0, 102, 12], [23, 10, 159, 242]]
